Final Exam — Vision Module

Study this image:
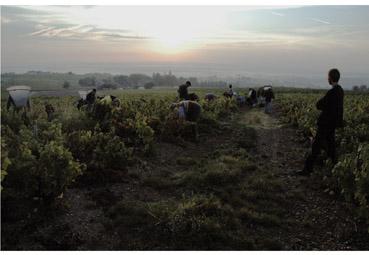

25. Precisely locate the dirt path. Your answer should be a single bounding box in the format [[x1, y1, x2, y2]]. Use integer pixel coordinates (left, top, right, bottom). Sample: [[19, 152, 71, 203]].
[[239, 107, 369, 250]]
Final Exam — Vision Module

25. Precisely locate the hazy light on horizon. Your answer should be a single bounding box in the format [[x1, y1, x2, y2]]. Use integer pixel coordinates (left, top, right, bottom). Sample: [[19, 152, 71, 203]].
[[1, 5, 369, 79]]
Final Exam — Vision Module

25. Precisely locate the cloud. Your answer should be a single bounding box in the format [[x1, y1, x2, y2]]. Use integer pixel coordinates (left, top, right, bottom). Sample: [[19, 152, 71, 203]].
[[2, 6, 148, 42], [1, 17, 13, 24], [271, 11, 285, 17], [28, 24, 150, 41], [311, 18, 331, 25]]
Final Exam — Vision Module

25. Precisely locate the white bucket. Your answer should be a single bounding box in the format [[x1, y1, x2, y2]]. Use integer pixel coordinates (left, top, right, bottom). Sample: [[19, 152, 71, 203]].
[[6, 86, 31, 107], [78, 90, 88, 100]]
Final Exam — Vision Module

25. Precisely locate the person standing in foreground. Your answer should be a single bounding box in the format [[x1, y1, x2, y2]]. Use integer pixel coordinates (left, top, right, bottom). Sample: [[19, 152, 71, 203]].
[[298, 68, 344, 176]]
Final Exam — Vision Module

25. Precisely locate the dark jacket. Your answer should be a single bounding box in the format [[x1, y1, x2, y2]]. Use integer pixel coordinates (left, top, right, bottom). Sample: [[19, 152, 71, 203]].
[[250, 89, 257, 100], [316, 84, 344, 129], [178, 84, 189, 100], [86, 91, 96, 105], [180, 100, 201, 122], [265, 89, 275, 103]]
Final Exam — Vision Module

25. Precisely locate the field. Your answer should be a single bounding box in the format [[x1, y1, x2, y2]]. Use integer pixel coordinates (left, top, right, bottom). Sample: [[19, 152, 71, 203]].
[[1, 88, 369, 250]]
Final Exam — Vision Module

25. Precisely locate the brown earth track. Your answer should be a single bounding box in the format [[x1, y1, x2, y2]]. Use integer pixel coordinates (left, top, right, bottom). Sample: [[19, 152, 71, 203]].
[[250, 105, 369, 250]]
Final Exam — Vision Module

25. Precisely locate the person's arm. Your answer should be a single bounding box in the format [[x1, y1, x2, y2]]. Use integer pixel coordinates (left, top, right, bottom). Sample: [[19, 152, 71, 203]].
[[316, 91, 330, 110], [336, 89, 344, 127]]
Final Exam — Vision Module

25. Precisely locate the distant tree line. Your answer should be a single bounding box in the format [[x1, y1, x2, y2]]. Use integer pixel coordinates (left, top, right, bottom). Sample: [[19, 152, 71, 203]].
[[352, 85, 368, 92], [77, 72, 200, 90], [1, 71, 229, 91]]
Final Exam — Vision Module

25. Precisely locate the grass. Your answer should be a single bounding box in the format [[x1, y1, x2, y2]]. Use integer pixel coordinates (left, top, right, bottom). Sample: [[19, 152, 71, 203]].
[[238, 207, 282, 227], [141, 175, 176, 190], [102, 122, 294, 250], [105, 195, 255, 250], [176, 156, 198, 166], [176, 162, 242, 189]]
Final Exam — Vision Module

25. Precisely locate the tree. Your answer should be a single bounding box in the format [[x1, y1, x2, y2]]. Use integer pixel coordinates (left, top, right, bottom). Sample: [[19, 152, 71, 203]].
[[79, 77, 96, 87], [63, 81, 70, 89], [360, 85, 367, 91], [353, 85, 360, 91], [187, 77, 198, 86], [128, 74, 152, 87], [113, 75, 130, 87], [152, 72, 178, 87], [98, 79, 118, 90], [144, 82, 155, 89]]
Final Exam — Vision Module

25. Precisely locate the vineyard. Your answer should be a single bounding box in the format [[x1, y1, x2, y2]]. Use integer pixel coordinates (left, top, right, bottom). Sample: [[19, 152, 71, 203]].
[[1, 88, 369, 250], [277, 93, 369, 228], [1, 89, 239, 198]]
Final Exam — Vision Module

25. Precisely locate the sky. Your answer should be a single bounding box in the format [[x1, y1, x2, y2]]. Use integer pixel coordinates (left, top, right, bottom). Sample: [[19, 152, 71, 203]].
[[1, 5, 369, 84]]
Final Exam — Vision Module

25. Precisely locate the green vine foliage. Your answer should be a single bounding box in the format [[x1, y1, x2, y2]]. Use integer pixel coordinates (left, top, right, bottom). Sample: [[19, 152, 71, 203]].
[[1, 90, 241, 204], [278, 93, 369, 230]]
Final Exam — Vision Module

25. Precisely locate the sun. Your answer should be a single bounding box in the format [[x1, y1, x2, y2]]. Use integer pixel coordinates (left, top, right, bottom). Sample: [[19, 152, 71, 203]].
[[152, 37, 191, 55], [149, 29, 196, 55]]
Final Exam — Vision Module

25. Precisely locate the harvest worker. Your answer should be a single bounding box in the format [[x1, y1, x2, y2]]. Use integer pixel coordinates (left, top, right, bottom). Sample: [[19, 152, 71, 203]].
[[99, 95, 121, 107], [228, 84, 234, 96], [223, 84, 235, 98], [178, 81, 191, 100], [204, 93, 217, 101], [86, 88, 97, 109], [93, 95, 121, 121], [188, 93, 199, 101], [44, 102, 55, 122], [171, 100, 202, 141], [247, 88, 257, 106], [264, 86, 275, 114], [171, 100, 202, 122], [298, 68, 344, 176], [236, 95, 246, 106]]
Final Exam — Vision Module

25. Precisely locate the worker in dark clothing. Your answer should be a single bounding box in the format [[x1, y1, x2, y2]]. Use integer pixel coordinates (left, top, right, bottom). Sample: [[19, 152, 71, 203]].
[[86, 89, 97, 104], [171, 100, 202, 141], [188, 93, 199, 101], [298, 68, 344, 176], [76, 98, 86, 110], [85, 88, 97, 111], [178, 81, 191, 100], [204, 93, 217, 101], [44, 102, 55, 122], [247, 88, 257, 106], [172, 100, 201, 122], [264, 87, 275, 114]]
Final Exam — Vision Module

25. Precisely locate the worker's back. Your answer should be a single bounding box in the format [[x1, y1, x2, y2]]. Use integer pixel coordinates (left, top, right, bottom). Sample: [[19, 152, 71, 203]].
[[178, 84, 189, 100], [86, 90, 96, 104]]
